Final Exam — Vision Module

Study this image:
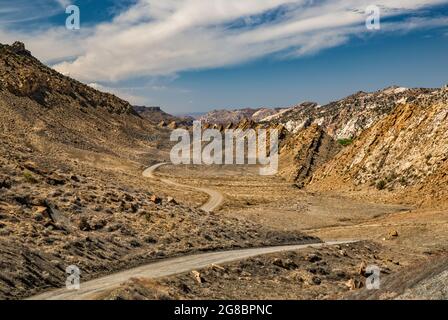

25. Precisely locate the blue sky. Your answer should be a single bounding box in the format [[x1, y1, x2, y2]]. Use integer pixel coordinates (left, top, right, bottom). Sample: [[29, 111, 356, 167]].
[[0, 0, 447, 114]]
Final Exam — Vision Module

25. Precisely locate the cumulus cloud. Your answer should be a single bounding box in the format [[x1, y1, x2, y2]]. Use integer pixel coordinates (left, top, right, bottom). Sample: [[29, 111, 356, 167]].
[[1, 0, 447, 82]]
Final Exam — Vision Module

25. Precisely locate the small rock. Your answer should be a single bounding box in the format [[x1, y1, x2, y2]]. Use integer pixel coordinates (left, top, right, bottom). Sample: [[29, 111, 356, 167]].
[[272, 258, 284, 268], [130, 239, 141, 247], [44, 237, 56, 244], [334, 270, 348, 279], [305, 254, 322, 263], [388, 230, 399, 238], [123, 193, 134, 202], [210, 264, 226, 272], [204, 234, 213, 241], [358, 262, 367, 276], [44, 221, 65, 231], [46, 173, 66, 186], [78, 217, 91, 231], [11, 41, 32, 56], [0, 177, 12, 189], [179, 283, 191, 293], [191, 270, 204, 284], [14, 195, 31, 206], [273, 258, 298, 270], [144, 236, 157, 244], [34, 206, 48, 215], [23, 161, 38, 172], [166, 197, 177, 205], [284, 259, 299, 270], [168, 121, 178, 129], [106, 223, 121, 232], [34, 212, 45, 222], [48, 190, 63, 197], [311, 276, 321, 285], [91, 219, 107, 230], [345, 278, 364, 290]]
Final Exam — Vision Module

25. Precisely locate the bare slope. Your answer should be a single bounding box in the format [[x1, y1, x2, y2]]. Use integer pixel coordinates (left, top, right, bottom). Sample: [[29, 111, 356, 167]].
[[309, 87, 448, 207], [269, 87, 433, 140], [279, 124, 342, 184]]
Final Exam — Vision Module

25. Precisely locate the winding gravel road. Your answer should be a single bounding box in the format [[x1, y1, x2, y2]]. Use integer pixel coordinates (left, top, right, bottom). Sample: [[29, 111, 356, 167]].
[[142, 163, 224, 212], [29, 241, 357, 300], [26, 164, 358, 300]]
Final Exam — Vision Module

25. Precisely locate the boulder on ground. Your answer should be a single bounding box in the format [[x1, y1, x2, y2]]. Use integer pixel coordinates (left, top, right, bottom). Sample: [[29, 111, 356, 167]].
[[191, 270, 204, 284], [388, 230, 399, 238]]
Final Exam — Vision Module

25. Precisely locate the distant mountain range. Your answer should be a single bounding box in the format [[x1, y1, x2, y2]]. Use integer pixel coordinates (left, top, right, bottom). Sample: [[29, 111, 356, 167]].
[[198, 107, 288, 124]]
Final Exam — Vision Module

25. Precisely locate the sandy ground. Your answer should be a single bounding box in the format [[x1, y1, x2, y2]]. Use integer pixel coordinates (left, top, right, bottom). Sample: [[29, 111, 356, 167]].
[[155, 164, 415, 234]]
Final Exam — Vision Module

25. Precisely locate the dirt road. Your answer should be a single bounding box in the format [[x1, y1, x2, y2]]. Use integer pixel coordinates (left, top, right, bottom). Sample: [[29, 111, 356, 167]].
[[143, 163, 224, 212], [28, 241, 357, 300]]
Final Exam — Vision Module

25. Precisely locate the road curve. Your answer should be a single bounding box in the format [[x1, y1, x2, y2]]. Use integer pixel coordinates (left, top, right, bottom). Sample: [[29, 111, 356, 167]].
[[142, 163, 224, 212], [29, 240, 358, 300]]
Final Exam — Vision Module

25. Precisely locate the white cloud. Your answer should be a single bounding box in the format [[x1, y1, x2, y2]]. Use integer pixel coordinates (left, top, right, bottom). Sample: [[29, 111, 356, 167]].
[[1, 0, 447, 82], [55, 0, 71, 8], [0, 0, 66, 24], [88, 83, 151, 105], [0, 27, 90, 63]]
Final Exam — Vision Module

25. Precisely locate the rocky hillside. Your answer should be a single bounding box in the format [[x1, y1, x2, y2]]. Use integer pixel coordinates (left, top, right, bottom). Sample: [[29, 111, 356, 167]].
[[199, 108, 259, 124], [0, 42, 135, 115], [0, 42, 172, 158], [199, 107, 287, 125], [133, 106, 193, 127], [267, 87, 433, 140], [278, 125, 341, 185], [252, 108, 288, 122], [309, 86, 448, 206], [261, 102, 318, 123], [195, 84, 447, 205]]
